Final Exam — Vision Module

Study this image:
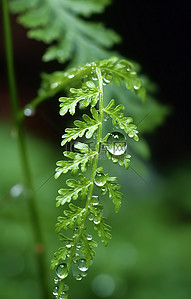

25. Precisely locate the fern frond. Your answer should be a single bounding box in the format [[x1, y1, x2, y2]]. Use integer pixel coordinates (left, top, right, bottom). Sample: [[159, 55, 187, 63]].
[[61, 108, 100, 146], [9, 0, 120, 64], [104, 99, 139, 141], [56, 174, 91, 206]]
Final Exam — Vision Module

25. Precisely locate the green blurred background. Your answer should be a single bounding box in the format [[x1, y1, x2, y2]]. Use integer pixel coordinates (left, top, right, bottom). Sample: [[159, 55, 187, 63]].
[[0, 1, 191, 299]]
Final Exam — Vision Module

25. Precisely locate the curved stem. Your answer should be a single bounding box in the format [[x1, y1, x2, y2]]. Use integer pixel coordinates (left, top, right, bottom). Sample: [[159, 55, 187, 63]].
[[57, 67, 104, 297], [18, 67, 94, 121], [2, 1, 50, 298]]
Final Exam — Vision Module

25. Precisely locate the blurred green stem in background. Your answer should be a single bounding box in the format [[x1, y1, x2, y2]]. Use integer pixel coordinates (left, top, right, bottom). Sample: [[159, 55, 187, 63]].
[[1, 0, 50, 297]]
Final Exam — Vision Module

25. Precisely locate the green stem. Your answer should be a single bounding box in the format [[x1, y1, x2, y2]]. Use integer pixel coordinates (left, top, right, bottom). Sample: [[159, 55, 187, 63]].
[[18, 66, 95, 121], [57, 67, 104, 297], [2, 1, 50, 298]]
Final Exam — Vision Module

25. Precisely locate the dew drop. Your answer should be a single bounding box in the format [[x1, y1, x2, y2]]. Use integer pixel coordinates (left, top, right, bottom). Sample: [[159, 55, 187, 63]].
[[94, 216, 100, 225], [73, 227, 79, 236], [66, 242, 72, 249], [88, 213, 94, 221], [24, 105, 35, 117], [56, 263, 68, 279], [94, 173, 107, 187], [103, 78, 110, 84], [51, 82, 58, 89], [76, 241, 82, 249], [114, 122, 120, 129], [103, 113, 109, 122], [54, 276, 61, 284], [10, 184, 24, 198], [68, 74, 74, 79], [53, 286, 59, 296], [74, 273, 83, 281], [78, 258, 88, 272], [101, 187, 106, 194], [106, 132, 127, 156], [92, 76, 98, 81], [58, 291, 68, 299], [86, 234, 92, 241], [91, 195, 99, 205]]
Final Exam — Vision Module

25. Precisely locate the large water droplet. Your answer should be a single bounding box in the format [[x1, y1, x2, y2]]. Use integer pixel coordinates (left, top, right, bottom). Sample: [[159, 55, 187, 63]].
[[78, 259, 88, 272], [94, 173, 107, 187], [56, 263, 68, 279], [106, 132, 127, 156], [91, 195, 99, 205], [24, 105, 35, 117]]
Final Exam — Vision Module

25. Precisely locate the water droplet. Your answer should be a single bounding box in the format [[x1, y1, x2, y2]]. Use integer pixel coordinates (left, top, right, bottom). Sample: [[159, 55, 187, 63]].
[[88, 213, 94, 221], [114, 122, 120, 129], [103, 78, 110, 84], [53, 286, 59, 296], [133, 79, 142, 90], [94, 173, 107, 187], [59, 291, 68, 299], [106, 132, 127, 156], [51, 82, 58, 89], [10, 184, 24, 198], [91, 195, 99, 205], [101, 187, 106, 194], [68, 74, 74, 79], [66, 242, 72, 249], [73, 227, 79, 236], [76, 241, 82, 249], [103, 113, 109, 122], [86, 234, 92, 241], [81, 270, 88, 277], [78, 258, 88, 272], [56, 263, 68, 279], [74, 273, 82, 281], [94, 216, 100, 225], [54, 276, 61, 284], [24, 105, 35, 117], [92, 76, 98, 81]]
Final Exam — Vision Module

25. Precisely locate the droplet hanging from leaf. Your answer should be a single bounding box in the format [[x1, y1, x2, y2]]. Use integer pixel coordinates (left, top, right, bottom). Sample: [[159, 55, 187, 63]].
[[56, 263, 68, 279], [106, 132, 127, 156]]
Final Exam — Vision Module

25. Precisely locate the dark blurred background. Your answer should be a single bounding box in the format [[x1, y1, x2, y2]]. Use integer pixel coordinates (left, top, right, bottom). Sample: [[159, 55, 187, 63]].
[[0, 1, 191, 299]]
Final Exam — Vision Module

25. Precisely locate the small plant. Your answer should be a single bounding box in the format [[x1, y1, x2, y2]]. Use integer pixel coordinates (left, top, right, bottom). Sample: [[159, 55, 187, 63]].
[[2, 0, 168, 298], [51, 57, 145, 298]]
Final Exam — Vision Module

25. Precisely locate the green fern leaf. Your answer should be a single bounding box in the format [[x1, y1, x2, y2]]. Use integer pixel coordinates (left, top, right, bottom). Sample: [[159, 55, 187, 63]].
[[59, 81, 100, 116], [94, 218, 112, 246], [9, 0, 120, 64], [51, 247, 68, 269], [55, 144, 96, 178], [104, 99, 139, 141], [56, 174, 91, 206], [56, 204, 86, 232], [61, 108, 100, 146], [81, 234, 97, 266], [106, 177, 123, 212]]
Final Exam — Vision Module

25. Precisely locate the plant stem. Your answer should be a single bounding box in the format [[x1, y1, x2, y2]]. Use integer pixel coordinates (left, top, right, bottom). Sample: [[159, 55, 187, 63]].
[[2, 1, 50, 298], [57, 67, 104, 297], [18, 66, 95, 121]]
